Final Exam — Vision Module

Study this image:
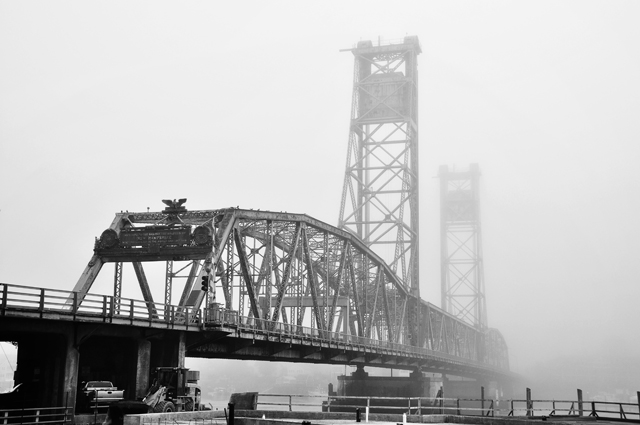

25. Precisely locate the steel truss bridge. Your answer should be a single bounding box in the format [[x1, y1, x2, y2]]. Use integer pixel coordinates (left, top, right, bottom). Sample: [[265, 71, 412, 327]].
[[2, 38, 512, 392], [55, 206, 509, 379]]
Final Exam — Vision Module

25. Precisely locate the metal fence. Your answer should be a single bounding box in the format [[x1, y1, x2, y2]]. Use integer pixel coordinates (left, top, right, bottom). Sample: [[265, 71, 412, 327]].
[[505, 398, 640, 420], [257, 394, 493, 416], [254, 393, 640, 420], [0, 283, 201, 327], [0, 407, 72, 425]]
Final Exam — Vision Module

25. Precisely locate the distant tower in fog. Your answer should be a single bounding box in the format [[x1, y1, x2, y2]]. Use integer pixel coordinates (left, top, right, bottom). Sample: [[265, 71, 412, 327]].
[[439, 164, 488, 329], [338, 36, 421, 297]]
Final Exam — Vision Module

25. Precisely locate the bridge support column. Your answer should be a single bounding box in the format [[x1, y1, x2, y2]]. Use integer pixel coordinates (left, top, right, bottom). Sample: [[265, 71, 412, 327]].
[[496, 378, 513, 399], [443, 374, 496, 401], [151, 331, 186, 370], [134, 339, 151, 399], [337, 366, 430, 397], [178, 331, 185, 368], [409, 369, 430, 397], [14, 333, 73, 408], [63, 335, 80, 410]]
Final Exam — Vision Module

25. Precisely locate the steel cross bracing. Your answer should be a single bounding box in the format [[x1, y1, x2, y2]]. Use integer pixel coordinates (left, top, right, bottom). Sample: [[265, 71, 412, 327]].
[[439, 164, 488, 329], [338, 37, 421, 297], [73, 206, 509, 372]]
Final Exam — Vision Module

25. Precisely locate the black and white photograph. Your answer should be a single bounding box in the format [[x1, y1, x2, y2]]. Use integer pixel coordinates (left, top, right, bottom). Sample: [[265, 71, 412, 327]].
[[1, 1, 639, 421]]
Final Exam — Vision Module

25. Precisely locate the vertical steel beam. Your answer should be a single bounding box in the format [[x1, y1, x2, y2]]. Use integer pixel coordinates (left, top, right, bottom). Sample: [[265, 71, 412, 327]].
[[367, 269, 381, 338], [234, 227, 261, 320], [212, 210, 237, 309], [397, 295, 407, 344], [226, 234, 235, 310], [164, 260, 173, 307], [381, 271, 392, 342], [302, 226, 326, 334], [262, 220, 274, 320], [113, 261, 122, 314], [272, 222, 301, 323], [323, 232, 329, 330], [348, 256, 363, 336], [329, 240, 348, 331]]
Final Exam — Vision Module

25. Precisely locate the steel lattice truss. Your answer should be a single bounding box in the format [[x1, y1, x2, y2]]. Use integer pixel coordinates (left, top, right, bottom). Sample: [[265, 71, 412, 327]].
[[75, 207, 509, 372], [440, 164, 488, 329], [339, 37, 421, 296]]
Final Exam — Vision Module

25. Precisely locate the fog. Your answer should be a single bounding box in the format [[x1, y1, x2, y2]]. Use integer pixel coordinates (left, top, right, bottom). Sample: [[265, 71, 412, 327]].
[[1, 1, 639, 401]]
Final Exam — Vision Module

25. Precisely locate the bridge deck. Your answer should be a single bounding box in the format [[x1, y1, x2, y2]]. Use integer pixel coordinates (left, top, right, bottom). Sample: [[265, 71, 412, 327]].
[[0, 282, 512, 379]]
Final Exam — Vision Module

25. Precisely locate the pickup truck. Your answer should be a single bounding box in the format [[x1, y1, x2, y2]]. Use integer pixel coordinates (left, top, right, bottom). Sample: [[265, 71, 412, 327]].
[[81, 381, 125, 409]]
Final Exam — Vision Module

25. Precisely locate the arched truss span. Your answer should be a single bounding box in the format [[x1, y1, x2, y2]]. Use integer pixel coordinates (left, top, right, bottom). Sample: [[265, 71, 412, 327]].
[[74, 207, 509, 372]]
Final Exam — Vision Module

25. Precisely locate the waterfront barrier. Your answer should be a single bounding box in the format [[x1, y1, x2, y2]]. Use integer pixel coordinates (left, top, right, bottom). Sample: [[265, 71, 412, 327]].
[[0, 406, 71, 425], [1, 393, 639, 424], [253, 392, 640, 420]]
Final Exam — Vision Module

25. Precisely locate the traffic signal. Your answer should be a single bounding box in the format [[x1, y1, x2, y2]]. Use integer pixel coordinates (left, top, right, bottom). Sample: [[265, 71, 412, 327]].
[[200, 275, 209, 291]]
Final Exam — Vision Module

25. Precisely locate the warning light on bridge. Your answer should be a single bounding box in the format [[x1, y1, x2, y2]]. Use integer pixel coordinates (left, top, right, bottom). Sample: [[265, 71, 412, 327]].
[[200, 275, 209, 291]]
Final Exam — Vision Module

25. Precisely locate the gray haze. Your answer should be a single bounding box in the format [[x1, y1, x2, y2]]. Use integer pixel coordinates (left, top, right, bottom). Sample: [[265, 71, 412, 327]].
[[2, 1, 640, 400]]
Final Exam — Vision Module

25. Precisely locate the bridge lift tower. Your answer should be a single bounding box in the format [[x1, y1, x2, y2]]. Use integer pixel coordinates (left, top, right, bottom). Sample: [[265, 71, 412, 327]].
[[439, 164, 487, 329], [338, 36, 421, 299]]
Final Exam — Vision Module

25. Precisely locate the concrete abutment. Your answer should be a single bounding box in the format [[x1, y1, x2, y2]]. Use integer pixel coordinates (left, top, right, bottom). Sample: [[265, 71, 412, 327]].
[[336, 365, 431, 398], [1, 318, 188, 411]]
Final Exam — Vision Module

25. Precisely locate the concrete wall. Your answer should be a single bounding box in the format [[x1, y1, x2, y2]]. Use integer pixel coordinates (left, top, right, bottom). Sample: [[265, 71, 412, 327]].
[[124, 409, 226, 425], [235, 411, 588, 425]]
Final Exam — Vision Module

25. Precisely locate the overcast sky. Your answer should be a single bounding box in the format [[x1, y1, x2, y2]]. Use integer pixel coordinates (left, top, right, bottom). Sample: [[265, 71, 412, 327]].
[[1, 1, 640, 378]]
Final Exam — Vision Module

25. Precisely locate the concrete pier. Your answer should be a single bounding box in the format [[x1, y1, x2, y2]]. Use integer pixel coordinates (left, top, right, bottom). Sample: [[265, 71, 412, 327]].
[[337, 366, 431, 398]]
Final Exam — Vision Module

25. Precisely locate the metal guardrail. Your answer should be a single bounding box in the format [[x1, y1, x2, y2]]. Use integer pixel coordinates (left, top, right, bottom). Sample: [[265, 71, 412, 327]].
[[255, 393, 640, 420], [507, 398, 640, 420], [0, 406, 72, 424], [257, 393, 494, 416], [586, 400, 640, 421], [256, 394, 327, 412], [0, 283, 201, 328]]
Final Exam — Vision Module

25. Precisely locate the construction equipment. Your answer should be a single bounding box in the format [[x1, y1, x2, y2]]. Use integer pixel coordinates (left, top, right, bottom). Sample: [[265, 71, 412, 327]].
[[143, 367, 201, 412]]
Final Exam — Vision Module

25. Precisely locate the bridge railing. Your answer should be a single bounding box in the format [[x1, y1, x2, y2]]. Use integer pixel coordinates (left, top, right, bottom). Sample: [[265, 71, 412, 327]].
[[206, 307, 391, 346], [256, 393, 494, 416], [0, 283, 201, 326], [506, 398, 640, 420], [253, 393, 640, 420], [0, 406, 72, 424]]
